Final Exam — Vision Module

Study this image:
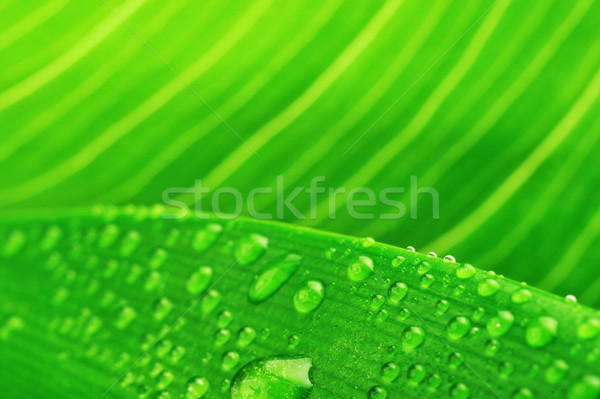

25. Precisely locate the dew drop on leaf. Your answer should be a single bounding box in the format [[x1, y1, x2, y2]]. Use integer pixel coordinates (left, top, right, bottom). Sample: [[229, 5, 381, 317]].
[[380, 362, 399, 382], [388, 282, 408, 304], [456, 264, 476, 279], [511, 289, 532, 304], [367, 386, 387, 399], [186, 266, 213, 295], [185, 376, 209, 398], [401, 326, 425, 351], [249, 254, 302, 303], [192, 224, 222, 253], [234, 234, 268, 265], [293, 280, 324, 314], [446, 316, 471, 340], [525, 316, 558, 348], [486, 311, 515, 337], [408, 364, 426, 383], [477, 279, 500, 296], [347, 256, 374, 281], [545, 359, 568, 384]]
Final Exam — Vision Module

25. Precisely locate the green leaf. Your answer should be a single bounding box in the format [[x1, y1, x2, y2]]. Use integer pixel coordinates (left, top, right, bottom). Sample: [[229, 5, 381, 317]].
[[0, 207, 599, 398]]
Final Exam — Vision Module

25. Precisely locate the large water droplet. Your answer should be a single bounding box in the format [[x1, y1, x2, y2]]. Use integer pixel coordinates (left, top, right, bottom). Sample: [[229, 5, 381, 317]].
[[478, 279, 500, 296], [230, 357, 313, 399], [456, 264, 476, 279], [235, 234, 268, 265], [293, 280, 324, 313], [249, 254, 302, 303]]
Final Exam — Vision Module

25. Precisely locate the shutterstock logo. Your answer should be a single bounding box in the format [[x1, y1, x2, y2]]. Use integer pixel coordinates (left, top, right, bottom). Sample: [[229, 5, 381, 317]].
[[162, 175, 439, 221]]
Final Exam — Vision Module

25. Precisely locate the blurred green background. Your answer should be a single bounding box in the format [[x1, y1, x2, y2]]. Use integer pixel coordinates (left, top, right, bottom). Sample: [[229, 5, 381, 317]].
[[1, 0, 600, 306]]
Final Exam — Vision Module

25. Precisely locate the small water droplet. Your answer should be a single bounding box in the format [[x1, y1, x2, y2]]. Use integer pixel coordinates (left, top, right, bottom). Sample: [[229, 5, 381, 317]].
[[447, 316, 471, 340], [406, 246, 416, 252], [401, 326, 425, 351], [368, 386, 387, 399], [391, 256, 406, 267], [450, 382, 470, 399], [525, 317, 558, 347], [545, 359, 568, 384], [237, 326, 257, 347], [456, 264, 476, 279], [420, 274, 434, 289], [486, 311, 514, 337], [565, 294, 577, 303], [388, 282, 408, 304], [249, 254, 302, 303], [116, 306, 136, 329], [153, 298, 173, 321], [380, 362, 399, 382], [192, 224, 222, 253], [156, 370, 174, 390], [347, 256, 374, 281], [478, 279, 500, 297], [222, 351, 240, 371], [443, 255, 456, 263], [149, 249, 167, 269], [185, 376, 209, 398], [187, 267, 213, 295], [294, 280, 324, 313], [435, 300, 449, 316], [577, 318, 600, 339], [235, 234, 268, 265], [511, 289, 532, 304]]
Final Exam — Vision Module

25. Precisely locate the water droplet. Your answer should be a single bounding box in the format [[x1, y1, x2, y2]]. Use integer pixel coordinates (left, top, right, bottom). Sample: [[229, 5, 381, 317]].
[[214, 329, 231, 347], [448, 353, 463, 369], [98, 224, 119, 249], [427, 373, 442, 389], [192, 224, 222, 253], [577, 318, 600, 339], [401, 326, 425, 351], [368, 386, 387, 399], [478, 279, 500, 296], [120, 230, 141, 256], [201, 290, 221, 314], [450, 382, 470, 399], [512, 387, 533, 399], [499, 361, 514, 377], [420, 274, 434, 288], [347, 256, 374, 281], [388, 282, 408, 304], [435, 300, 449, 316], [427, 252, 437, 258], [486, 311, 514, 337], [153, 298, 173, 321], [485, 339, 500, 356], [568, 375, 600, 399], [525, 317, 558, 348], [185, 377, 210, 399], [406, 246, 416, 252], [545, 359, 568, 384], [447, 316, 471, 340], [235, 234, 268, 265], [231, 357, 313, 399], [156, 340, 173, 358], [222, 351, 240, 371], [472, 307, 486, 321], [294, 280, 324, 313], [116, 306, 136, 329], [237, 326, 257, 347], [565, 294, 577, 303], [443, 255, 456, 263], [216, 310, 233, 328], [362, 237, 375, 247], [391, 256, 405, 267], [511, 289, 532, 304], [417, 261, 431, 275], [380, 362, 399, 382], [370, 295, 386, 310], [187, 266, 213, 295], [408, 364, 426, 384], [170, 345, 186, 363], [456, 264, 476, 279], [156, 370, 174, 390], [149, 249, 167, 269], [40, 226, 62, 252], [249, 254, 302, 303], [288, 334, 300, 349]]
